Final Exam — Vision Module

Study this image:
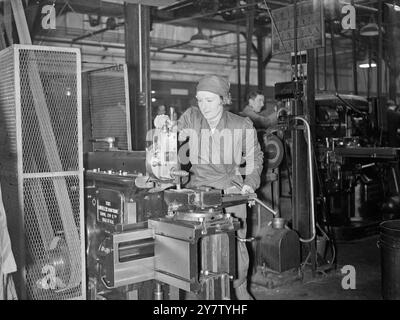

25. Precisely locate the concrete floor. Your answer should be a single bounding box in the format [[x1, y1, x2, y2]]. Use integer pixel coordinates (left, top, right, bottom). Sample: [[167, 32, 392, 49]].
[[249, 235, 382, 300]]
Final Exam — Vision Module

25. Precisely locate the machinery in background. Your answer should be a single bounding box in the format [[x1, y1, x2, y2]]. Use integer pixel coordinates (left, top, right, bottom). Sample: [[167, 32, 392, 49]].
[[313, 94, 400, 240], [271, 87, 400, 242]]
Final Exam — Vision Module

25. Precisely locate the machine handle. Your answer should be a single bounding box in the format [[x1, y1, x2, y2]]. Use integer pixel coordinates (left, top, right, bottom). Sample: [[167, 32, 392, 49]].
[[170, 169, 189, 177], [253, 198, 278, 216], [235, 236, 255, 242], [90, 137, 116, 149]]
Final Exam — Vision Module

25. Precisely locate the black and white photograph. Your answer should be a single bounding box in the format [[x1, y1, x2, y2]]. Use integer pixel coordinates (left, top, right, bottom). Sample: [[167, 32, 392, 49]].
[[0, 0, 399, 309]]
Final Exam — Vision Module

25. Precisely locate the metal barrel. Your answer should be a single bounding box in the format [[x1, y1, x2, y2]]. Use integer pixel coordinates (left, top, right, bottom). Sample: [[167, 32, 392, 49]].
[[379, 219, 400, 300]]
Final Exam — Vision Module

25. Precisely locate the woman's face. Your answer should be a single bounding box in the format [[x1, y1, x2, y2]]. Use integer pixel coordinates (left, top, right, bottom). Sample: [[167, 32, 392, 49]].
[[196, 91, 223, 121]]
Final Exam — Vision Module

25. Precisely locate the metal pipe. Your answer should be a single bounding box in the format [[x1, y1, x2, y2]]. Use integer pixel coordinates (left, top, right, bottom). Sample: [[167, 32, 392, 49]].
[[253, 197, 278, 216], [294, 116, 316, 243], [361, 162, 375, 169], [231, 179, 279, 216], [338, 0, 378, 12], [392, 167, 399, 194]]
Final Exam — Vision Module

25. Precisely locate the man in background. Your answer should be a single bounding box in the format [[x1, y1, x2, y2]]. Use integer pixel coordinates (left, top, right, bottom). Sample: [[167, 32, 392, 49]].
[[240, 91, 277, 130]]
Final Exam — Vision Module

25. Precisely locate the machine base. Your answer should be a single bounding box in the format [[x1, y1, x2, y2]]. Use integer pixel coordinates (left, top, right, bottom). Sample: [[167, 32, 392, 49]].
[[250, 266, 302, 289]]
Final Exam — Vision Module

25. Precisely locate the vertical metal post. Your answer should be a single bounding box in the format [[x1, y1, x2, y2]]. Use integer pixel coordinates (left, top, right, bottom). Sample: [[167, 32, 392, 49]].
[[236, 23, 242, 110], [322, 0, 327, 91], [307, 49, 316, 276], [293, 0, 298, 83], [244, 0, 255, 102], [124, 3, 151, 150], [388, 5, 398, 101], [368, 43, 371, 98], [291, 0, 316, 274], [307, 49, 316, 153], [377, 0, 382, 101], [351, 0, 358, 95], [324, 32, 327, 91], [315, 48, 319, 91], [377, 0, 386, 141], [292, 0, 311, 247], [257, 35, 266, 91], [330, 21, 338, 92]]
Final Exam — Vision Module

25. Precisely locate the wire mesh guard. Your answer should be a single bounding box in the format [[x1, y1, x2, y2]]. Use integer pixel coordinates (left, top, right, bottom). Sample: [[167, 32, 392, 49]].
[[24, 176, 82, 300], [0, 46, 84, 300], [20, 50, 80, 174], [87, 64, 131, 151]]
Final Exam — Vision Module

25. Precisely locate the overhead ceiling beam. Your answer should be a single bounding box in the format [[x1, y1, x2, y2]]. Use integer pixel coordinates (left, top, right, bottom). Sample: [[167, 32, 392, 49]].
[[339, 0, 378, 12], [72, 22, 125, 42], [160, 17, 248, 33], [158, 0, 193, 11], [157, 1, 259, 25], [26, 0, 250, 32], [46, 0, 125, 17], [34, 36, 263, 62], [103, 0, 176, 6]]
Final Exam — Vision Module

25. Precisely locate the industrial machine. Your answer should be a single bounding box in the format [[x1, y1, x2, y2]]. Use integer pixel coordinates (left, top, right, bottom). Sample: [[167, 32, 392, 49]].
[[313, 94, 400, 240], [272, 85, 400, 242], [84, 110, 256, 300], [85, 150, 164, 299], [150, 188, 242, 300]]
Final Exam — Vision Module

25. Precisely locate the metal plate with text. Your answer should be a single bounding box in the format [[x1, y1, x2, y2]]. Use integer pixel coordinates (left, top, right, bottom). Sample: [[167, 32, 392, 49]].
[[271, 0, 324, 55]]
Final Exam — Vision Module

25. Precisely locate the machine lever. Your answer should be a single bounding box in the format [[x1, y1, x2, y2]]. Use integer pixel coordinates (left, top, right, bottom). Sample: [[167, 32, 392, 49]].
[[253, 198, 278, 216], [236, 236, 255, 242], [170, 169, 189, 177], [90, 137, 116, 150]]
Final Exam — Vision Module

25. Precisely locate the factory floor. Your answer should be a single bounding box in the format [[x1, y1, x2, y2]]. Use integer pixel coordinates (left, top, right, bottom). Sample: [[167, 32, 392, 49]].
[[248, 235, 382, 300]]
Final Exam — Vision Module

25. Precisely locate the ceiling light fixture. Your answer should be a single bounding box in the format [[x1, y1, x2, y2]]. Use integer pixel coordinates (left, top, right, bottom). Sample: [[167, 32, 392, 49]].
[[190, 28, 210, 46], [360, 23, 379, 36], [360, 15, 384, 37]]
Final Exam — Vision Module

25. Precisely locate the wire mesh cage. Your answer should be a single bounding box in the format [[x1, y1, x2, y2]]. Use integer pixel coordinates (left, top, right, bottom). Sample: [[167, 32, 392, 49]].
[[85, 64, 131, 151], [0, 45, 85, 300]]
